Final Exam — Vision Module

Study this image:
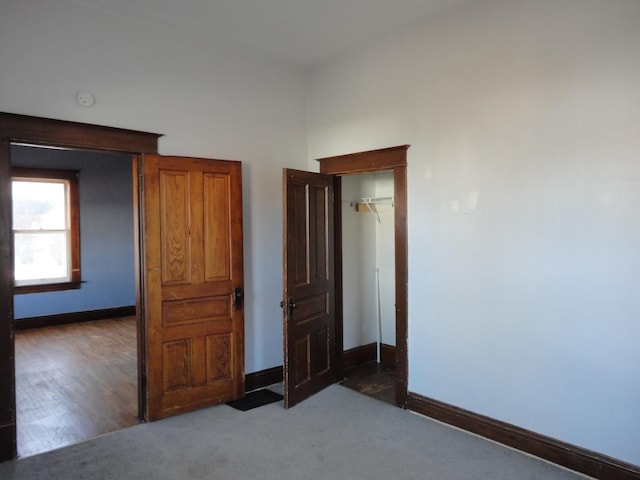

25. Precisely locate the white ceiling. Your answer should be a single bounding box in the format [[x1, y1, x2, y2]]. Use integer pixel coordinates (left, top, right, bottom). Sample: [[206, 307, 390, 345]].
[[74, 0, 467, 66]]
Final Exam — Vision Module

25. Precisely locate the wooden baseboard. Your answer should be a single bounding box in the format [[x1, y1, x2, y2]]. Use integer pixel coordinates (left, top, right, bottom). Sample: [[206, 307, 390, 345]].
[[244, 342, 396, 394], [380, 343, 396, 367], [407, 392, 640, 480], [0, 423, 16, 463], [343, 343, 397, 369], [245, 366, 283, 393], [14, 306, 136, 330], [343, 343, 377, 369]]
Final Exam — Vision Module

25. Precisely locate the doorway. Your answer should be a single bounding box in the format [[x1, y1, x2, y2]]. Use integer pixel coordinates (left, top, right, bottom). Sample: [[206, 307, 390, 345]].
[[340, 171, 396, 405], [0, 112, 160, 461], [1, 113, 245, 461], [281, 145, 408, 408], [318, 146, 408, 408], [11, 144, 138, 456]]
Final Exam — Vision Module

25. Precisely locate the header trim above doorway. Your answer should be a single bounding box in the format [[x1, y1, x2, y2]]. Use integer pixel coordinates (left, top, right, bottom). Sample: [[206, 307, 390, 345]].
[[0, 113, 161, 153], [317, 145, 409, 175]]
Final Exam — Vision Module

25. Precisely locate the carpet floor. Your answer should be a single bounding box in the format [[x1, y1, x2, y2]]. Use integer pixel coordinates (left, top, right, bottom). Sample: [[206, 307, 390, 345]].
[[0, 385, 590, 480]]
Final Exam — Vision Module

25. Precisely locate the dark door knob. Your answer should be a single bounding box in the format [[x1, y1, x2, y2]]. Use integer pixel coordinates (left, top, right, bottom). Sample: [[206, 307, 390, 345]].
[[280, 299, 297, 310]]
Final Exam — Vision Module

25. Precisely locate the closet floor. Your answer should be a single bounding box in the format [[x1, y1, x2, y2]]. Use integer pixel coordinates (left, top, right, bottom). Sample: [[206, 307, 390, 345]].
[[341, 362, 396, 405], [15, 317, 138, 458]]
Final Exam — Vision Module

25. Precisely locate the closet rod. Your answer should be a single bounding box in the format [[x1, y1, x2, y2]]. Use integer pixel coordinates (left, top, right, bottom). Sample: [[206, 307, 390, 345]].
[[357, 196, 393, 204]]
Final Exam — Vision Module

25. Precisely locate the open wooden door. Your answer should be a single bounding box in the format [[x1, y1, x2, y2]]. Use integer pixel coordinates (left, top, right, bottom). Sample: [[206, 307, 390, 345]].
[[282, 169, 336, 408], [141, 154, 244, 420]]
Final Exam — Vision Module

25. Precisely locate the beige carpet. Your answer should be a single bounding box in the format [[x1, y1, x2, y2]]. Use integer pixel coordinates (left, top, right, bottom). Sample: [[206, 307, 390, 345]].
[[0, 385, 590, 480]]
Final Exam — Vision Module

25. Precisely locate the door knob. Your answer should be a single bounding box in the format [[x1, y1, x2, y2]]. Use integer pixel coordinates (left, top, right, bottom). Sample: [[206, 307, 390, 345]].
[[280, 299, 297, 310]]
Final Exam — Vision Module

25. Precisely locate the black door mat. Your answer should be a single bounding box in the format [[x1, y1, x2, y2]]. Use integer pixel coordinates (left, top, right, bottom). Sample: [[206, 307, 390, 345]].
[[226, 389, 283, 411]]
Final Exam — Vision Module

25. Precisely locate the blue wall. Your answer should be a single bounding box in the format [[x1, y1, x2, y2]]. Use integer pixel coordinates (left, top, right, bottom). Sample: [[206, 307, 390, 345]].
[[12, 145, 135, 319]]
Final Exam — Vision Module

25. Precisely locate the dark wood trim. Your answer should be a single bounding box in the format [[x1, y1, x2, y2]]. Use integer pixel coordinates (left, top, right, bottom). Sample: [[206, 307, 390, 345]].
[[0, 136, 16, 462], [318, 145, 409, 409], [14, 281, 81, 295], [132, 155, 146, 422], [343, 343, 396, 369], [0, 112, 160, 460], [68, 168, 81, 286], [317, 145, 410, 175], [245, 366, 283, 393], [407, 392, 640, 480], [393, 165, 408, 408], [380, 343, 396, 368], [342, 343, 396, 370], [0, 113, 160, 153], [343, 343, 377, 369], [0, 425, 16, 463], [333, 176, 344, 383], [14, 306, 136, 331]]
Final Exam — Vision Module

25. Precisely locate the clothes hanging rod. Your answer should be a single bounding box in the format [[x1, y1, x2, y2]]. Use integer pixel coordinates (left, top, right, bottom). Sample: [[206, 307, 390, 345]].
[[357, 196, 393, 204]]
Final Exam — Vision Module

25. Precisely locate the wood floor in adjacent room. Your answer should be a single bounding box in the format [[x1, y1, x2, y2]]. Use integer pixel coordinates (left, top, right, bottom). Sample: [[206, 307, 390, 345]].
[[14, 317, 138, 458]]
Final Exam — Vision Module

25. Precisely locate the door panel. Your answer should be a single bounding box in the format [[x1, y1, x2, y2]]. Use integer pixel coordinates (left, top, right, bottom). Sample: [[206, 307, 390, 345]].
[[204, 173, 231, 280], [283, 169, 336, 408], [143, 154, 244, 420], [159, 169, 192, 285]]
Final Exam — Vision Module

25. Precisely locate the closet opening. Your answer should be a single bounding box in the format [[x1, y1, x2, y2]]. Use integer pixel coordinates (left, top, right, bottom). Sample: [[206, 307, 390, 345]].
[[340, 171, 397, 405], [317, 144, 409, 408]]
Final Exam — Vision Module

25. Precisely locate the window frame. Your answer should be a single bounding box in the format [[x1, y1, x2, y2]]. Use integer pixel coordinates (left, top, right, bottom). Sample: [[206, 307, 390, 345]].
[[11, 167, 81, 294]]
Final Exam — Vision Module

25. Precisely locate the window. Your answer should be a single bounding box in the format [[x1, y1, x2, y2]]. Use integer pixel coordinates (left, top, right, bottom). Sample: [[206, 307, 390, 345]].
[[12, 168, 80, 294]]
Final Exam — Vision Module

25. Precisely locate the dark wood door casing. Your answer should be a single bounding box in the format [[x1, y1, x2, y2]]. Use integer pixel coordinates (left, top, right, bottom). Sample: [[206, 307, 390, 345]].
[[0, 112, 160, 461], [317, 145, 409, 408]]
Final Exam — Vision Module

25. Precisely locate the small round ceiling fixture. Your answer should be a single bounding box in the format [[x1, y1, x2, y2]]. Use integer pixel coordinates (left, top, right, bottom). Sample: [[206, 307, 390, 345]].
[[76, 91, 95, 107]]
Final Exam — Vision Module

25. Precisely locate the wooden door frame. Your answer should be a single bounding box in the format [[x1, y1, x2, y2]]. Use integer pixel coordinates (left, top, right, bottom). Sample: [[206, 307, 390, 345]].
[[0, 112, 160, 461], [317, 145, 409, 408]]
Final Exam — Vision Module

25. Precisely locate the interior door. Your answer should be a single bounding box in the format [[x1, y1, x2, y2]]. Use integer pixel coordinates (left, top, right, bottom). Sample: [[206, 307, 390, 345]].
[[282, 169, 336, 408], [142, 154, 244, 420]]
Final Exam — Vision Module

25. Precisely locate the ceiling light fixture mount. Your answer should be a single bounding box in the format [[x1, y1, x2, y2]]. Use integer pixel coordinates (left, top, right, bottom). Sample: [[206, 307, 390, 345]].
[[76, 91, 96, 107]]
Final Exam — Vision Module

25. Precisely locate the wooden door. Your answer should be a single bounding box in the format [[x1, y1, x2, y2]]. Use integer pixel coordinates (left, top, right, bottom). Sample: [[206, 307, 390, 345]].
[[142, 154, 244, 420], [282, 169, 336, 408]]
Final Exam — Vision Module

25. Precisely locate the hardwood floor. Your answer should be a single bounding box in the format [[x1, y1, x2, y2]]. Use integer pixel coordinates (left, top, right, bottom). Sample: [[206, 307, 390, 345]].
[[14, 317, 138, 457], [340, 362, 396, 405]]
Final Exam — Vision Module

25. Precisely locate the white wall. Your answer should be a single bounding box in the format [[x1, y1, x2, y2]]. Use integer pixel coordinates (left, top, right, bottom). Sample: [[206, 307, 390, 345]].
[[341, 175, 377, 350], [308, 0, 640, 466], [374, 172, 395, 347], [0, 0, 309, 374], [341, 173, 395, 351]]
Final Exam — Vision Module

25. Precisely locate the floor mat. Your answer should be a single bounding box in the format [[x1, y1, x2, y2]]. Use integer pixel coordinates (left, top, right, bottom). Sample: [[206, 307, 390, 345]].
[[226, 389, 283, 411]]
